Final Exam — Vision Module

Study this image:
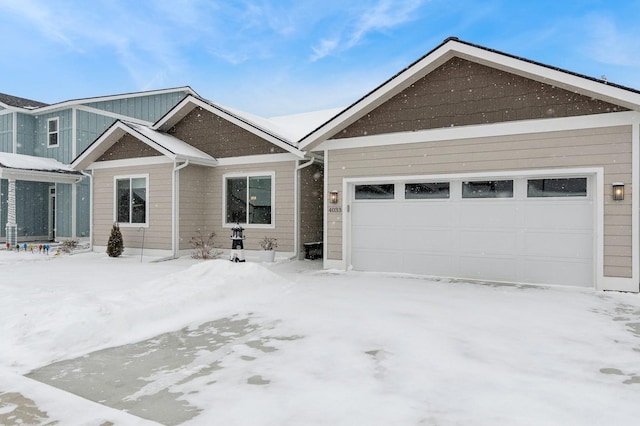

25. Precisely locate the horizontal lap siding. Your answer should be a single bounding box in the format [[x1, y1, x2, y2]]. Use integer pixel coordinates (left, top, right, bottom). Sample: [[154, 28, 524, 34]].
[[327, 125, 633, 278], [93, 163, 173, 251], [204, 161, 296, 252], [179, 165, 209, 250]]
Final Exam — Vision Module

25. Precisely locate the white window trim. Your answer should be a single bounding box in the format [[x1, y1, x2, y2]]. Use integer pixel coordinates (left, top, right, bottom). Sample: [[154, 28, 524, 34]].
[[47, 117, 59, 148], [114, 174, 149, 228], [222, 171, 276, 229]]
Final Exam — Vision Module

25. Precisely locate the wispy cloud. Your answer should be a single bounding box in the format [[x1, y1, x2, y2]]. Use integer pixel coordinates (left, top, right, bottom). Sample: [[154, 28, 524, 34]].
[[580, 14, 640, 68], [309, 0, 426, 61]]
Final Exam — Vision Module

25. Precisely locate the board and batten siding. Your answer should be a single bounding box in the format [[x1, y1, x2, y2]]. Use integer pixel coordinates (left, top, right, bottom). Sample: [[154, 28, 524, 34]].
[[203, 161, 297, 253], [326, 125, 633, 278], [93, 163, 173, 250]]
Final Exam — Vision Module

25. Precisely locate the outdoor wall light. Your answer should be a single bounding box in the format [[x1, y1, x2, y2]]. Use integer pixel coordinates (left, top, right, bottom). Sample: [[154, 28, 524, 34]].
[[329, 190, 339, 204], [612, 182, 625, 201]]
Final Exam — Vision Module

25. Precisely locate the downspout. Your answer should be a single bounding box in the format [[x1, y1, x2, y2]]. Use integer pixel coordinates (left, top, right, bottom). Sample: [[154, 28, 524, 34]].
[[293, 156, 316, 260], [80, 171, 93, 251], [172, 159, 190, 258]]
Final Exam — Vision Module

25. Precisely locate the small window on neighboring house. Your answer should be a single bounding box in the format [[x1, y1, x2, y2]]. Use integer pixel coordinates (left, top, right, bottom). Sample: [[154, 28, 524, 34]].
[[47, 118, 59, 147], [527, 178, 587, 197], [225, 174, 273, 225], [115, 176, 148, 225], [462, 180, 514, 198], [405, 182, 450, 199], [355, 184, 395, 199]]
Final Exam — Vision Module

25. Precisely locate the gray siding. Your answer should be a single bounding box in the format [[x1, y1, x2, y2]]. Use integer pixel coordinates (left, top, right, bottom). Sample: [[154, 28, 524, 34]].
[[76, 110, 117, 155], [16, 181, 49, 238], [0, 113, 12, 153], [76, 177, 90, 237], [55, 183, 73, 238], [326, 125, 633, 278], [84, 92, 188, 123], [16, 113, 36, 156], [178, 165, 209, 251], [0, 179, 6, 237], [34, 110, 73, 162]]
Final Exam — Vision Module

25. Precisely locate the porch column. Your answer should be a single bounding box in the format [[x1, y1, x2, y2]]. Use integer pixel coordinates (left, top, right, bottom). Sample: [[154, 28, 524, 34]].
[[6, 178, 17, 247]]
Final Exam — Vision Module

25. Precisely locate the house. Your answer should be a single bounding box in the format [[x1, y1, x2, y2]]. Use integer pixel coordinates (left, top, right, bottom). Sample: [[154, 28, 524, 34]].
[[300, 37, 640, 292], [0, 87, 195, 244], [71, 95, 325, 258]]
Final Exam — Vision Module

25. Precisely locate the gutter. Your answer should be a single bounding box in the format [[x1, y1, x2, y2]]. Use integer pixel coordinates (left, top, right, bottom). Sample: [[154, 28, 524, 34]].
[[172, 159, 190, 258]]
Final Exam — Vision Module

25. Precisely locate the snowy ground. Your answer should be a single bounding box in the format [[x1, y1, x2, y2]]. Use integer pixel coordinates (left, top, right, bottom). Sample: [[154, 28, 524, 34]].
[[1, 250, 640, 425]]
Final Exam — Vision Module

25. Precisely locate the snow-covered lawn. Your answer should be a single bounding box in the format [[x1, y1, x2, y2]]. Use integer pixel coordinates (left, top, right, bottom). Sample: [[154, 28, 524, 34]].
[[1, 250, 640, 425]]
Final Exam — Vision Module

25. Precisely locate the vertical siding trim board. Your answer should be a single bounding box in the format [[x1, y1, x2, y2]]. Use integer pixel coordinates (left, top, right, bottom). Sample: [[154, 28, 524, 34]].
[[12, 112, 17, 153]]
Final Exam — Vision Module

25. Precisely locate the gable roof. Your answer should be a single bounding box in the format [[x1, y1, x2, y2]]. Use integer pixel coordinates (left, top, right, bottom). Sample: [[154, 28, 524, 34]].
[[0, 152, 83, 183], [299, 37, 640, 151], [0, 93, 48, 109], [72, 120, 218, 170], [154, 95, 305, 158]]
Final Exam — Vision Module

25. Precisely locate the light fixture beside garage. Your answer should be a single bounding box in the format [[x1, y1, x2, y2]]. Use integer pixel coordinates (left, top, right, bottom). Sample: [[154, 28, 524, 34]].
[[329, 190, 339, 204], [612, 182, 625, 201]]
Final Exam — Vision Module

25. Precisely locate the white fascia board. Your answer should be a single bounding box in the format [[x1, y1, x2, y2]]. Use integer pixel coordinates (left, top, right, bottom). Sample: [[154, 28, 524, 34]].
[[28, 87, 197, 114], [216, 152, 300, 166], [316, 111, 640, 152], [175, 155, 218, 167], [87, 156, 172, 170], [0, 168, 83, 184], [0, 109, 14, 116]]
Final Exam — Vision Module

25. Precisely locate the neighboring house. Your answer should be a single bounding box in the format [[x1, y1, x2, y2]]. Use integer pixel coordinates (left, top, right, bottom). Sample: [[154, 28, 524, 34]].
[[0, 87, 195, 244], [72, 95, 324, 258], [300, 37, 640, 292]]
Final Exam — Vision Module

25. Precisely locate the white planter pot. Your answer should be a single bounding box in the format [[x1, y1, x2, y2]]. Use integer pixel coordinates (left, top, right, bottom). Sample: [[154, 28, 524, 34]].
[[260, 250, 276, 262]]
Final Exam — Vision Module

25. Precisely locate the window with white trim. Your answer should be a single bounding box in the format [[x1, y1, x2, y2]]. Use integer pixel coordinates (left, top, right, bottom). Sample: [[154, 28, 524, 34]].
[[47, 117, 59, 147], [115, 176, 148, 225], [225, 173, 273, 225]]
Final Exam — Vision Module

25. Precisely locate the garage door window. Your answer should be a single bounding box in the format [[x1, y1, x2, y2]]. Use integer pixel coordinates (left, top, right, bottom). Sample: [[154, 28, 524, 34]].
[[527, 178, 587, 198], [355, 184, 395, 200], [405, 182, 450, 199], [462, 180, 513, 198]]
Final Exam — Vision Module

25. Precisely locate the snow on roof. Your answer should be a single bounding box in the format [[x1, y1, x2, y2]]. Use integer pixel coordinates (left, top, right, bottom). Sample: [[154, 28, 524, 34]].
[[269, 107, 345, 141], [124, 122, 217, 164], [0, 152, 78, 173]]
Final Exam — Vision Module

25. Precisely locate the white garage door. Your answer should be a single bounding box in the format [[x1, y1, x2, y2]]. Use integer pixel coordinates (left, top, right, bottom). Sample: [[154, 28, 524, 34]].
[[350, 176, 594, 287]]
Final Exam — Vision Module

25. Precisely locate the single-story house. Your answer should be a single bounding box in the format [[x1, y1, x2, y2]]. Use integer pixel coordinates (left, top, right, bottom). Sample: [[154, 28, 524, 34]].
[[300, 37, 640, 292], [72, 95, 324, 259]]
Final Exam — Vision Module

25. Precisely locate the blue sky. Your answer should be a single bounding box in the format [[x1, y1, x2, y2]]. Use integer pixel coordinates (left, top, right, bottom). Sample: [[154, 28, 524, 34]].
[[1, 0, 639, 116]]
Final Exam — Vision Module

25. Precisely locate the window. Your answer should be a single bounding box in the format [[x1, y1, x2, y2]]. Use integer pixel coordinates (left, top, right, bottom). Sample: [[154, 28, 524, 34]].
[[527, 178, 587, 198], [355, 184, 395, 200], [225, 174, 273, 225], [47, 118, 59, 147], [116, 176, 147, 225], [462, 180, 513, 198], [405, 182, 450, 199]]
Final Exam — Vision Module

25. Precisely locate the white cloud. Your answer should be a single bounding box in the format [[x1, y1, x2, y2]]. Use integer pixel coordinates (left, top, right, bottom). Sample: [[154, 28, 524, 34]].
[[310, 38, 340, 62], [347, 0, 425, 47]]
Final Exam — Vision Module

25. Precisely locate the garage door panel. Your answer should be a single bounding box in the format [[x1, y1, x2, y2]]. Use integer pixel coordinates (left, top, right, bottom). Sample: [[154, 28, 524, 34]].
[[457, 255, 519, 282], [402, 252, 456, 276], [458, 203, 518, 228], [524, 259, 592, 287], [524, 232, 592, 258], [351, 203, 396, 226], [352, 226, 401, 250], [457, 229, 519, 255], [402, 229, 455, 251], [525, 203, 593, 230], [352, 250, 402, 273], [400, 202, 453, 226]]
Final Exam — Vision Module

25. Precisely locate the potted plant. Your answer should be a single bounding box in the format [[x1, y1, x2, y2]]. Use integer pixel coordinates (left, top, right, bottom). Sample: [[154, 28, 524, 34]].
[[259, 236, 278, 262]]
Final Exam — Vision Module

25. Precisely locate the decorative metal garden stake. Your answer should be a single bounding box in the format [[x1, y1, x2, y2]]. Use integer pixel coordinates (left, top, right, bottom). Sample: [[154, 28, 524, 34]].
[[230, 223, 246, 262]]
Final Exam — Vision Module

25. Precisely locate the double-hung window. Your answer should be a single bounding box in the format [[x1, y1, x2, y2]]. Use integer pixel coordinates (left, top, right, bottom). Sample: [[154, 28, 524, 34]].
[[115, 175, 148, 225], [224, 173, 274, 226], [47, 118, 59, 147]]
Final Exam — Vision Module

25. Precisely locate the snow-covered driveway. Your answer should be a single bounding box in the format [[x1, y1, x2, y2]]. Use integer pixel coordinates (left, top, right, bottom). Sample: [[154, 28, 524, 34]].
[[1, 251, 639, 425]]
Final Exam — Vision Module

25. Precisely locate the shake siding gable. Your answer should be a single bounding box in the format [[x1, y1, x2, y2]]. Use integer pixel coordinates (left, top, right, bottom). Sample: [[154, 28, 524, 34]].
[[336, 58, 627, 139], [168, 107, 287, 158], [97, 134, 163, 161], [326, 125, 633, 278]]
